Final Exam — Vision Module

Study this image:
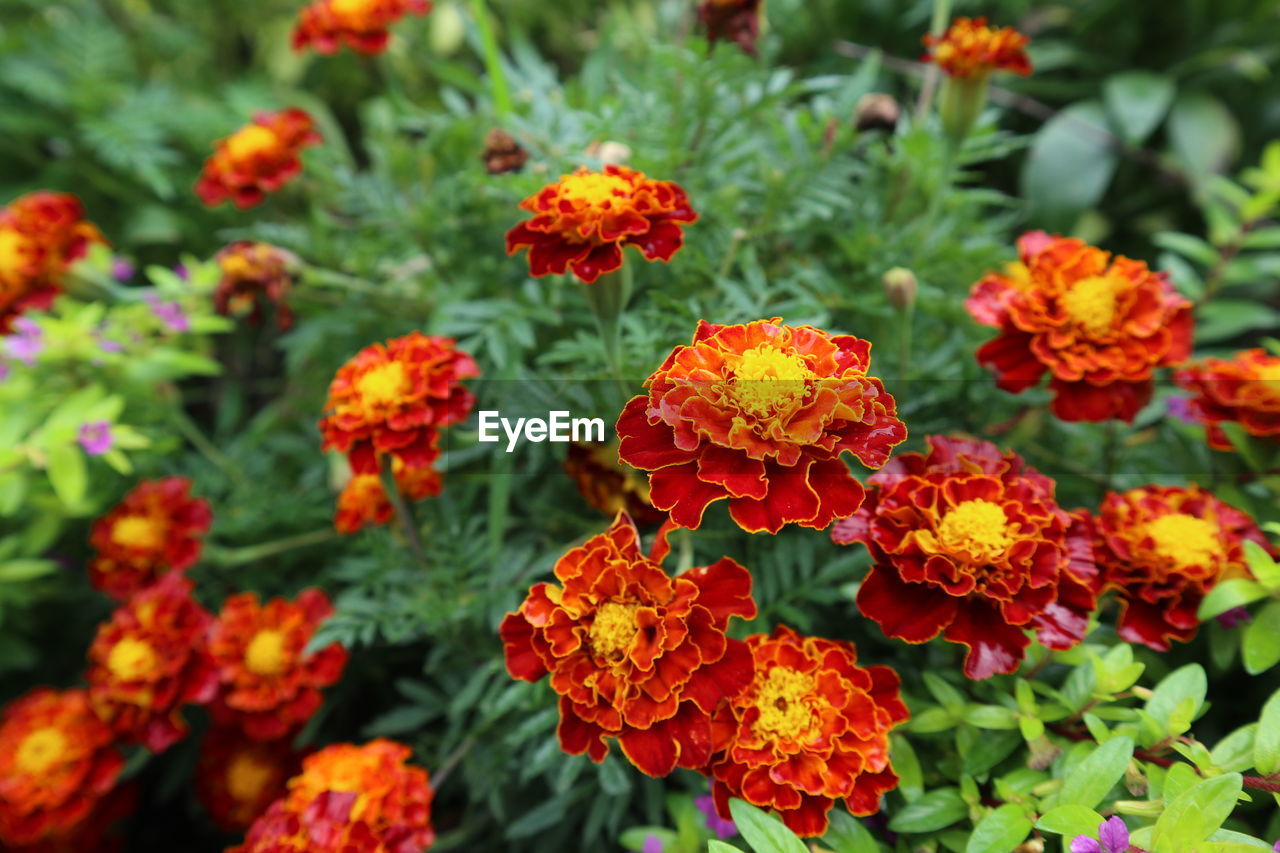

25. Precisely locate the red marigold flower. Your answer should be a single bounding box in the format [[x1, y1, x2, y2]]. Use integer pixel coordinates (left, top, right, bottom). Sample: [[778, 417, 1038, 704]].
[[505, 165, 698, 284], [1174, 348, 1280, 451], [318, 332, 479, 476], [697, 0, 762, 56], [195, 109, 321, 209], [500, 513, 757, 777], [922, 17, 1031, 78], [617, 318, 906, 534], [966, 231, 1193, 422], [197, 727, 300, 831], [292, 0, 432, 56], [831, 436, 1099, 680], [85, 574, 218, 753], [564, 439, 665, 526], [0, 192, 106, 333], [87, 476, 213, 601], [0, 688, 123, 847], [1091, 485, 1270, 650], [335, 448, 443, 535], [707, 626, 908, 837], [208, 589, 348, 741], [214, 242, 302, 331]]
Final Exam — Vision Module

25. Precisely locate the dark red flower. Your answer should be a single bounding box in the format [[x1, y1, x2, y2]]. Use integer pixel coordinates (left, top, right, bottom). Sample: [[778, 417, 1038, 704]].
[[0, 192, 106, 333], [1174, 348, 1280, 451], [195, 109, 321, 209]]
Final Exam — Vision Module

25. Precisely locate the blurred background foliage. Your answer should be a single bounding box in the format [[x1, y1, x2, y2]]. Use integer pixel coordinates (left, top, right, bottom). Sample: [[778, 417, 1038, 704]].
[[1, 0, 1280, 850]]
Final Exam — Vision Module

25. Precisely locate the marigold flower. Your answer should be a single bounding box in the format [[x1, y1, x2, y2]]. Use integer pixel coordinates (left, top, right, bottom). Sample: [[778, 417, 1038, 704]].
[[86, 574, 218, 752], [318, 332, 479, 476], [214, 242, 302, 330], [195, 109, 321, 209], [87, 476, 213, 601], [1091, 485, 1270, 650], [197, 727, 300, 831], [293, 0, 432, 56], [0, 688, 123, 847], [500, 514, 757, 777], [564, 439, 665, 525], [0, 192, 106, 333], [1174, 348, 1280, 451], [697, 0, 762, 56], [966, 231, 1193, 422], [617, 318, 906, 534], [505, 165, 698, 284], [923, 17, 1031, 78], [208, 589, 348, 741], [335, 448, 443, 535], [831, 436, 1099, 679], [707, 626, 908, 837]]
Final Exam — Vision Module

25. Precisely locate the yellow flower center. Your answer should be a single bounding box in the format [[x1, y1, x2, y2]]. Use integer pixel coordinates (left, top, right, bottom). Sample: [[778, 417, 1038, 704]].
[[355, 361, 411, 407], [225, 125, 279, 162], [226, 751, 274, 803], [588, 601, 640, 660], [557, 172, 634, 211], [1254, 363, 1280, 384], [107, 637, 158, 681], [245, 629, 289, 676], [15, 727, 69, 775], [1059, 275, 1122, 337], [0, 229, 28, 281], [731, 345, 815, 416], [937, 499, 1014, 558], [110, 515, 165, 551], [1146, 513, 1221, 569], [752, 666, 817, 741]]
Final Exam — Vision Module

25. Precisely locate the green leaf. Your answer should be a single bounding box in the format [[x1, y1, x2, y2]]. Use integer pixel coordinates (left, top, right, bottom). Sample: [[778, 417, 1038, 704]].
[[822, 810, 881, 853], [964, 705, 1020, 730], [708, 842, 739, 853], [1103, 71, 1176, 145], [729, 798, 807, 853], [886, 787, 968, 833], [1153, 232, 1220, 268], [1151, 773, 1242, 852], [1146, 665, 1207, 733], [964, 804, 1031, 853], [1195, 300, 1280, 345], [1254, 690, 1280, 775], [0, 559, 58, 582], [1210, 724, 1257, 773], [1168, 93, 1241, 180], [1036, 804, 1105, 841], [1243, 540, 1280, 592], [1243, 600, 1280, 674], [44, 444, 87, 508], [1021, 101, 1121, 230], [1056, 736, 1135, 810], [1198, 578, 1269, 620], [891, 734, 924, 800]]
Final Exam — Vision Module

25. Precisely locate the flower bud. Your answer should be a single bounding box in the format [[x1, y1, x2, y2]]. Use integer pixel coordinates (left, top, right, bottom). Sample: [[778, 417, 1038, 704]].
[[429, 2, 466, 56], [481, 129, 529, 175], [882, 267, 918, 311], [855, 93, 901, 133], [1124, 759, 1149, 797], [584, 140, 632, 166]]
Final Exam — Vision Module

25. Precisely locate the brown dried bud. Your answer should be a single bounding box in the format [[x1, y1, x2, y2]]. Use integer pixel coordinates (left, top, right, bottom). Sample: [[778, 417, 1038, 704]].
[[882, 267, 918, 311], [1013, 841, 1045, 853], [697, 0, 762, 56], [1124, 759, 1149, 797], [481, 129, 529, 175], [855, 93, 901, 133]]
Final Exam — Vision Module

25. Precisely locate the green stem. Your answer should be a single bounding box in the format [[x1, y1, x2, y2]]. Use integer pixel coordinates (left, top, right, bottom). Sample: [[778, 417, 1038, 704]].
[[171, 406, 243, 486], [915, 0, 953, 117], [581, 265, 633, 398], [897, 302, 914, 385], [381, 457, 429, 571], [208, 529, 341, 567], [468, 0, 512, 116]]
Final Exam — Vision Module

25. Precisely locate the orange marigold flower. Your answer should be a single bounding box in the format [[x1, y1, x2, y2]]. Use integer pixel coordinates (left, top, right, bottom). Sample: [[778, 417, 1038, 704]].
[[708, 626, 908, 837], [87, 476, 213, 601], [831, 436, 1099, 679], [505, 165, 698, 284], [1174, 348, 1280, 451], [697, 0, 762, 56], [1091, 485, 1270, 650], [922, 16, 1031, 78], [292, 0, 432, 56], [195, 109, 321, 209], [0, 192, 106, 333], [318, 332, 479, 476], [86, 574, 218, 753], [214, 242, 302, 330], [500, 514, 757, 777], [197, 727, 300, 831], [0, 688, 123, 847], [335, 447, 443, 535], [966, 231, 1193, 423], [617, 318, 906, 534], [564, 439, 665, 526]]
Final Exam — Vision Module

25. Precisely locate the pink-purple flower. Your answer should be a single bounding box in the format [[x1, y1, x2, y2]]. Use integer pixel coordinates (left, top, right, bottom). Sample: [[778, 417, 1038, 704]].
[[78, 421, 115, 456], [3, 317, 44, 366], [695, 794, 736, 839], [145, 293, 190, 333], [1071, 816, 1130, 853]]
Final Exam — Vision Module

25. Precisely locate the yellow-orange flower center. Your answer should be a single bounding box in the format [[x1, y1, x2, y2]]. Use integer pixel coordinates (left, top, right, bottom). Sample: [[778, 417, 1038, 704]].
[[731, 345, 815, 416], [937, 499, 1014, 558], [15, 727, 69, 775], [0, 229, 28, 280], [227, 751, 275, 802], [355, 361, 411, 407], [752, 666, 817, 741], [1253, 363, 1280, 384], [245, 629, 289, 676], [110, 514, 166, 551], [1146, 513, 1221, 569], [588, 601, 640, 660], [226, 125, 279, 162], [108, 636, 159, 681], [556, 172, 633, 212], [1060, 275, 1122, 337]]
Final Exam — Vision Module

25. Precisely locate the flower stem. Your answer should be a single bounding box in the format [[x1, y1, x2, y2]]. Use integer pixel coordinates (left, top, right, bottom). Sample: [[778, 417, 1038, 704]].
[[897, 301, 914, 385], [915, 0, 953, 117], [468, 0, 512, 116], [581, 265, 633, 400], [209, 529, 341, 567], [381, 458, 429, 572]]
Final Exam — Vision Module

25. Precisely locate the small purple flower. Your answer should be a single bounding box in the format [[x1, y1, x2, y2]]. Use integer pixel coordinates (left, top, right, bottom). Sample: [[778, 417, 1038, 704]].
[[173, 263, 189, 281], [0, 362, 9, 382], [145, 293, 190, 333], [3, 317, 44, 365], [111, 257, 136, 282], [1273, 841, 1279, 852], [1071, 816, 1130, 853], [93, 327, 123, 354], [695, 795, 736, 839], [1165, 395, 1198, 425], [77, 421, 114, 456], [642, 835, 663, 853], [1217, 606, 1253, 630]]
